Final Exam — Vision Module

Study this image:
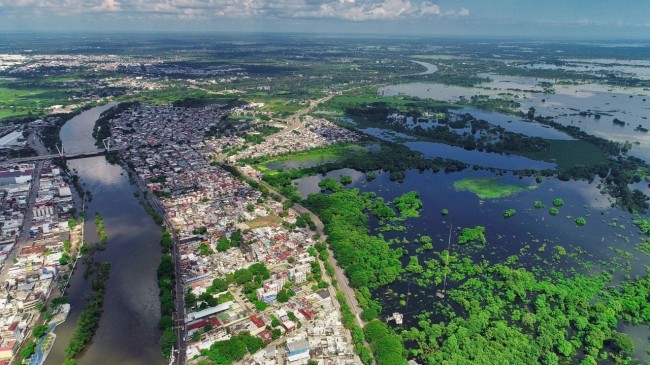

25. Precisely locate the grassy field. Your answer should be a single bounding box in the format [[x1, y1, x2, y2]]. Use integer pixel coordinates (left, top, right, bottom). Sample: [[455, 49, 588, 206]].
[[245, 214, 282, 229], [125, 85, 238, 106], [519, 140, 608, 171], [251, 143, 365, 175], [454, 177, 536, 199], [0, 84, 80, 120], [317, 87, 460, 116], [0, 109, 30, 120]]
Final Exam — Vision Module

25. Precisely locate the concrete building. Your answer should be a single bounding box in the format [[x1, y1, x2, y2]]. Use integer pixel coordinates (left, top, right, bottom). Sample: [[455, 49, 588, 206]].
[[288, 263, 311, 284], [32, 203, 54, 218], [286, 338, 310, 362]]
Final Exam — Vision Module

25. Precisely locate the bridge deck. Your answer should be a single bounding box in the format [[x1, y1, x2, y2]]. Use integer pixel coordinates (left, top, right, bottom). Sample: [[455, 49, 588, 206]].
[[0, 147, 124, 166]]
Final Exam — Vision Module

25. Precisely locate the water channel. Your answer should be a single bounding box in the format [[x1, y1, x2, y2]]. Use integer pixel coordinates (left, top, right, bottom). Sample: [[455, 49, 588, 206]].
[[45, 104, 165, 365]]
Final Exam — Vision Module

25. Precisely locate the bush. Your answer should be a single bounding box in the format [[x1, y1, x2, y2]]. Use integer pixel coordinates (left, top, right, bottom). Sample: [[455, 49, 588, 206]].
[[33, 324, 49, 338], [255, 301, 268, 311], [361, 307, 379, 321]]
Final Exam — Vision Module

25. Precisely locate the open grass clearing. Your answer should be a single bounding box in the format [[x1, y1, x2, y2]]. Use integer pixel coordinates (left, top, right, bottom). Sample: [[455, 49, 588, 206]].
[[245, 214, 282, 229]]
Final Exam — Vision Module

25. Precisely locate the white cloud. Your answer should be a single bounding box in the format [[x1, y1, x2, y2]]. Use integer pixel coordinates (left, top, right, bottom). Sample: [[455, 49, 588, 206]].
[[420, 2, 441, 16], [0, 0, 470, 22]]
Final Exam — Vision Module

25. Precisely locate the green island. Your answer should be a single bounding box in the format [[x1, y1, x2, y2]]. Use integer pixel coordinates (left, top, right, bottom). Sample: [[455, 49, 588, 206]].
[[453, 178, 536, 199], [63, 261, 111, 364]]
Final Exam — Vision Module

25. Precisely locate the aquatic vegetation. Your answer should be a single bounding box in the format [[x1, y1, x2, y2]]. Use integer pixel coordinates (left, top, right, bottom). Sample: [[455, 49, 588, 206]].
[[575, 217, 587, 226], [457, 226, 487, 245], [553, 198, 565, 207], [549, 207, 559, 216], [633, 219, 650, 235], [503, 209, 517, 218], [637, 241, 650, 255], [453, 177, 535, 199], [392, 191, 423, 219], [534, 200, 544, 209], [406, 246, 650, 365], [440, 208, 449, 215], [318, 178, 342, 192]]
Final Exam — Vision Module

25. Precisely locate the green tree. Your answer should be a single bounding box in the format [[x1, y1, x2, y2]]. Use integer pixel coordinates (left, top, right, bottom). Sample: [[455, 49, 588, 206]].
[[33, 324, 49, 338], [216, 237, 230, 252], [211, 278, 228, 293], [191, 331, 201, 342], [255, 301, 268, 311]]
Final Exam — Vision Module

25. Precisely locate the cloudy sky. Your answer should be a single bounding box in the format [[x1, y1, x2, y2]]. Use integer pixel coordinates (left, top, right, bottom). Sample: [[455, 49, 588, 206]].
[[0, 0, 649, 38]]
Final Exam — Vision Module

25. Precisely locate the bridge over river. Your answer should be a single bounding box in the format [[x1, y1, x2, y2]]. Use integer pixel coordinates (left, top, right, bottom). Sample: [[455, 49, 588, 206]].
[[0, 146, 124, 166]]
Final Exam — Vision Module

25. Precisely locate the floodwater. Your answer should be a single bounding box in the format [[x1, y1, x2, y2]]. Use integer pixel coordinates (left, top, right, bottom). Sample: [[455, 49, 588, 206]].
[[378, 77, 650, 163], [294, 167, 650, 362], [45, 105, 165, 365], [452, 108, 574, 140], [404, 141, 556, 170], [357, 126, 557, 170]]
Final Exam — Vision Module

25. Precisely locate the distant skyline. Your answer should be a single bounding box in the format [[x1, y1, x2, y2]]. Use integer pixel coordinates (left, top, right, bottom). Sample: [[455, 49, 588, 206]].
[[1, 0, 650, 39]]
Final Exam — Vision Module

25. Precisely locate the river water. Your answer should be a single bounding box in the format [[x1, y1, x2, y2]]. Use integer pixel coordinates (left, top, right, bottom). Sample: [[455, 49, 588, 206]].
[[45, 104, 165, 365]]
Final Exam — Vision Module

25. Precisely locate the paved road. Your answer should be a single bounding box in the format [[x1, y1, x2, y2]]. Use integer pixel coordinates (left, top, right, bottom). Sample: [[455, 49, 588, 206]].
[[216, 93, 369, 328], [292, 204, 365, 328], [122, 94, 363, 365]]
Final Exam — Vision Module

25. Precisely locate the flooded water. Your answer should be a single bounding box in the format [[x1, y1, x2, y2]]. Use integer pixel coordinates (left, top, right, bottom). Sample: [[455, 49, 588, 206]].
[[404, 141, 556, 170], [294, 167, 650, 362], [357, 125, 557, 170], [45, 105, 165, 365], [378, 79, 650, 163], [452, 108, 574, 140]]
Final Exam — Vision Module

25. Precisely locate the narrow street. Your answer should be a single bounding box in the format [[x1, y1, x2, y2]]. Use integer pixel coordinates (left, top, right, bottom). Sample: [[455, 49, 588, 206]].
[[0, 132, 48, 283]]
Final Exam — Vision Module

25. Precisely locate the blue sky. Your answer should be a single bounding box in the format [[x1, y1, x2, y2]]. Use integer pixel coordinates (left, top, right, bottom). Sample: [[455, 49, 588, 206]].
[[0, 0, 649, 38]]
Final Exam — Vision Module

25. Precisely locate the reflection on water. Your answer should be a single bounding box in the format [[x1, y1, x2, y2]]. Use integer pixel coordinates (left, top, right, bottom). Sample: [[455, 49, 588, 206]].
[[404, 141, 556, 170], [46, 106, 165, 365], [295, 168, 365, 198], [453, 108, 574, 140], [60, 103, 117, 154], [617, 322, 650, 363]]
